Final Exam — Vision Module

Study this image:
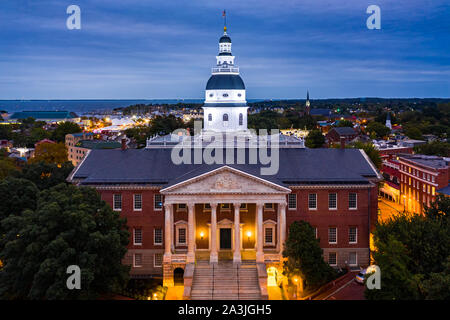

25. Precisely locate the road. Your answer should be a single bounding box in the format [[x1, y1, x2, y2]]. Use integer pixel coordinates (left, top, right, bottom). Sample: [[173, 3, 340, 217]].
[[378, 199, 406, 222]]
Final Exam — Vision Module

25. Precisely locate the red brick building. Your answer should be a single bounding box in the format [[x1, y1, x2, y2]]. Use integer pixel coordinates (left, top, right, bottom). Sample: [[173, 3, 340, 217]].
[[398, 154, 449, 213], [68, 26, 381, 297], [326, 127, 358, 144]]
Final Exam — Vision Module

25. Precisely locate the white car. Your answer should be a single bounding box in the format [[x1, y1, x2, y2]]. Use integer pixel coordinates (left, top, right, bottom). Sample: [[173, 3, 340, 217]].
[[355, 266, 377, 284]]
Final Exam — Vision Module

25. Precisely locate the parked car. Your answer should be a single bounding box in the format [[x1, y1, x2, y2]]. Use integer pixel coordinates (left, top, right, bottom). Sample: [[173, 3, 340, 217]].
[[356, 266, 377, 284]]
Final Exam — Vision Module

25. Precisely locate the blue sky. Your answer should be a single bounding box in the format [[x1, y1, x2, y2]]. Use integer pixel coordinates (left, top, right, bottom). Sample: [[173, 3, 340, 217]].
[[0, 0, 449, 99]]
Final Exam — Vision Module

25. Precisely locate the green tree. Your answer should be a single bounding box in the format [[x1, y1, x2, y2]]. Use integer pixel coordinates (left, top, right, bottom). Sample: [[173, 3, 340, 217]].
[[283, 221, 336, 291], [414, 141, 450, 157], [367, 197, 450, 300], [148, 115, 185, 136], [366, 122, 391, 138], [0, 178, 39, 234], [405, 127, 423, 140], [421, 256, 450, 300], [13, 161, 74, 190], [365, 235, 419, 300], [0, 158, 19, 180], [305, 130, 325, 148], [423, 194, 449, 219], [0, 184, 130, 299], [51, 122, 82, 142], [30, 142, 68, 165]]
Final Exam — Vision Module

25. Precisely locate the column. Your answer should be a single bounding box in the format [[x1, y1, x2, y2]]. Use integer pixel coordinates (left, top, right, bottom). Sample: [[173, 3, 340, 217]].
[[256, 203, 264, 263], [164, 203, 172, 263], [210, 203, 218, 263], [279, 202, 287, 254], [233, 202, 241, 263], [187, 203, 195, 263]]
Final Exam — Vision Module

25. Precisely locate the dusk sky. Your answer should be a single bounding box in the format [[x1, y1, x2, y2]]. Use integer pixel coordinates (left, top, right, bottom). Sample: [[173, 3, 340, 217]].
[[0, 0, 449, 99]]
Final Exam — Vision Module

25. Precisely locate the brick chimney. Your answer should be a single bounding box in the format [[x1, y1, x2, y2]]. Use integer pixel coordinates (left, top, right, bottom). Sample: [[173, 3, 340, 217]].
[[121, 138, 127, 151], [340, 136, 346, 149]]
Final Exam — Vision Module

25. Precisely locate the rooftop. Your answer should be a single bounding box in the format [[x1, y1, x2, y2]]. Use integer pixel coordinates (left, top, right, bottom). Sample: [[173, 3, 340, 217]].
[[399, 154, 449, 170], [76, 140, 121, 150], [69, 148, 380, 187]]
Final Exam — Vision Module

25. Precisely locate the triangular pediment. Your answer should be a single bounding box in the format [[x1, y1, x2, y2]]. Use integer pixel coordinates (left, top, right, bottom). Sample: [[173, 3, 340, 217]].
[[160, 166, 290, 195]]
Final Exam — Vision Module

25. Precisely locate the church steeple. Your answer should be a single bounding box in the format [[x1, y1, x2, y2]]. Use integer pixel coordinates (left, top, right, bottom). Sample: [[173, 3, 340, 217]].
[[305, 90, 311, 115]]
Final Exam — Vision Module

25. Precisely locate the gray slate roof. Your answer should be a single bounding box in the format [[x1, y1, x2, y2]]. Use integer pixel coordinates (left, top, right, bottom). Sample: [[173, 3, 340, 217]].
[[70, 148, 379, 187], [331, 127, 357, 136]]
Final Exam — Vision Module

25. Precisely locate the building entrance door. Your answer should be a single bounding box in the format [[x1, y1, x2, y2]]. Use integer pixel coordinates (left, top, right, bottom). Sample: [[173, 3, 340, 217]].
[[220, 228, 232, 249]]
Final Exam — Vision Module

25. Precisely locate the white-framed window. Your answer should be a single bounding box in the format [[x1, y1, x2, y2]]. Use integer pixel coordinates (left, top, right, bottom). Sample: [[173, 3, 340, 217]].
[[349, 193, 357, 210], [154, 194, 163, 210], [154, 253, 163, 267], [308, 193, 317, 210], [177, 227, 187, 245], [223, 113, 229, 122], [349, 227, 357, 244], [288, 194, 297, 210], [134, 253, 142, 267], [133, 194, 142, 211], [328, 193, 337, 210], [113, 194, 122, 211], [264, 203, 274, 210], [348, 252, 357, 266], [133, 228, 143, 245], [154, 228, 163, 245], [328, 227, 337, 244], [328, 252, 337, 266], [264, 227, 274, 245], [432, 176, 435, 183]]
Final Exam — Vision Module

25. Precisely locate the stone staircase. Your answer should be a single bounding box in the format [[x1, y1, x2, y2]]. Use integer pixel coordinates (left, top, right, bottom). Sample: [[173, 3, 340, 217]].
[[190, 260, 262, 300]]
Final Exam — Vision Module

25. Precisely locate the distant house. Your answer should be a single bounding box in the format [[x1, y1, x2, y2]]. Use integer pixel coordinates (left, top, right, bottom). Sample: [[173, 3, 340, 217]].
[[35, 138, 56, 148], [326, 127, 358, 144], [9, 111, 79, 123]]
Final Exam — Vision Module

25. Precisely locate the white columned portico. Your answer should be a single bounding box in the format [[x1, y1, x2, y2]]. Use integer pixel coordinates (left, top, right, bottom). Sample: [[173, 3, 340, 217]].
[[256, 203, 264, 263], [187, 203, 195, 263], [164, 203, 172, 262], [279, 203, 287, 254], [210, 203, 218, 263], [233, 202, 241, 263]]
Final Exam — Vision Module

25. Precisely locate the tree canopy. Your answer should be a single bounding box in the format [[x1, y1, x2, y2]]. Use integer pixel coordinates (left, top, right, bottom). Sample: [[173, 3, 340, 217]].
[[50, 122, 82, 143], [12, 161, 74, 190], [365, 122, 391, 139], [366, 196, 450, 300], [414, 141, 450, 157], [283, 221, 336, 291], [0, 183, 130, 299], [305, 130, 325, 148], [30, 142, 68, 165]]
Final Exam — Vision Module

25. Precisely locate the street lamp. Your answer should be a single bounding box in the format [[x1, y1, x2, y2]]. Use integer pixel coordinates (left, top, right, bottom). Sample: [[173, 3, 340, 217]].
[[200, 231, 204, 240], [246, 231, 251, 248]]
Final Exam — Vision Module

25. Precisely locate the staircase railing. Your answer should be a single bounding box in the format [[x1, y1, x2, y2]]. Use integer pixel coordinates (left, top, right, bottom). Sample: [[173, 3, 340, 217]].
[[212, 263, 215, 300], [237, 263, 240, 300]]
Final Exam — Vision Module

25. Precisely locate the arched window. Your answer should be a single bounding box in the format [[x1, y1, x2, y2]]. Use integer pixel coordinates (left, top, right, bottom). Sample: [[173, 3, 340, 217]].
[[223, 114, 229, 122], [239, 113, 243, 126], [208, 114, 212, 121]]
